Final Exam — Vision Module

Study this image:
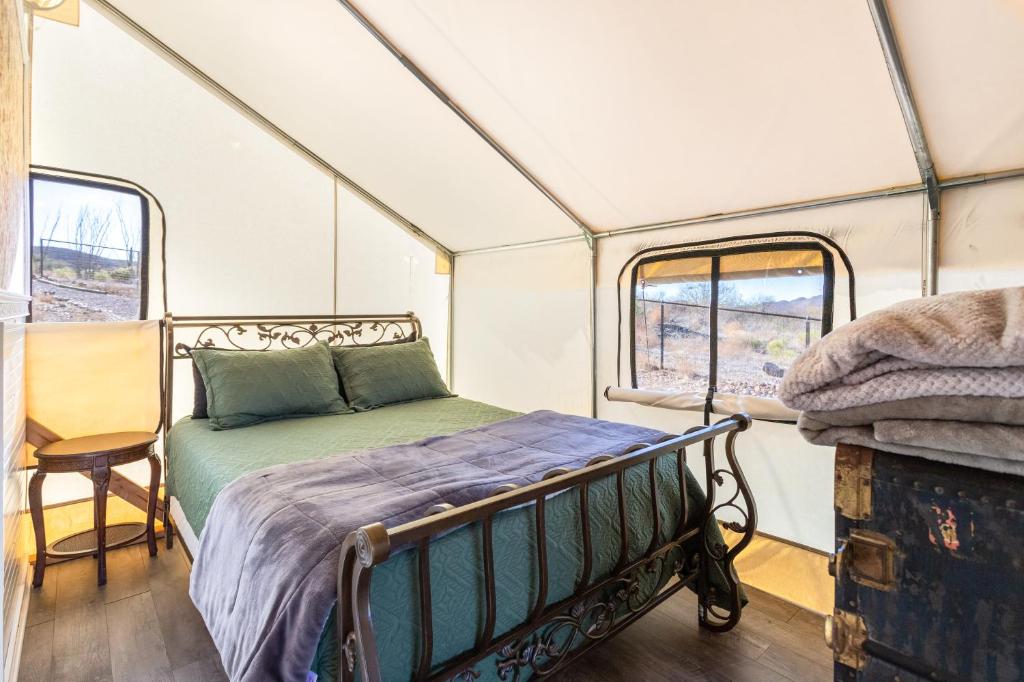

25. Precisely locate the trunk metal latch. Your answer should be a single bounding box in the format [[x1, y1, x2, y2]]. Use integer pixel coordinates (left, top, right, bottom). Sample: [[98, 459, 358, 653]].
[[824, 609, 868, 670], [832, 529, 898, 591]]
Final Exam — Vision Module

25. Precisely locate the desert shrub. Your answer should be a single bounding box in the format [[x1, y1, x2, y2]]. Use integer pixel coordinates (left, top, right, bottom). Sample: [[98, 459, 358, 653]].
[[48, 266, 76, 281], [767, 338, 787, 358], [108, 267, 136, 282], [92, 270, 111, 282]]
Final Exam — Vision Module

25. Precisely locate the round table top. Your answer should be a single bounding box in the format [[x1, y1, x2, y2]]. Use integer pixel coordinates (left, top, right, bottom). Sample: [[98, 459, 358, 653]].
[[35, 431, 158, 460]]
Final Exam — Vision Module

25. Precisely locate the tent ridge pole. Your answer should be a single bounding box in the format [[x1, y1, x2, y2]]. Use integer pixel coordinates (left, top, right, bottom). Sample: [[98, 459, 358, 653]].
[[85, 0, 453, 261], [333, 0, 594, 243], [867, 0, 939, 296]]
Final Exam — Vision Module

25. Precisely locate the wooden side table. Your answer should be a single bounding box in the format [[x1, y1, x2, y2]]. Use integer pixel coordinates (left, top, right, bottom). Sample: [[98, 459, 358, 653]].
[[30, 432, 160, 587]]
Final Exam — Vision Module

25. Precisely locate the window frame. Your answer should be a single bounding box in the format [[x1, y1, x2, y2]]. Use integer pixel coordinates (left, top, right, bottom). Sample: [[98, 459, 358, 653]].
[[628, 240, 836, 393], [29, 170, 152, 322]]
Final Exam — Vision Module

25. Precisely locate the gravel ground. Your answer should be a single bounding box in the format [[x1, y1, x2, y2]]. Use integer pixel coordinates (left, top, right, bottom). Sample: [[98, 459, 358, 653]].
[[32, 280, 139, 322]]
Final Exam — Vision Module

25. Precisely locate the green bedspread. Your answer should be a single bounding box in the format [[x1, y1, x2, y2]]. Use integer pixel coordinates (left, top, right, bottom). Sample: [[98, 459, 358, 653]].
[[169, 398, 733, 682], [167, 397, 519, 534]]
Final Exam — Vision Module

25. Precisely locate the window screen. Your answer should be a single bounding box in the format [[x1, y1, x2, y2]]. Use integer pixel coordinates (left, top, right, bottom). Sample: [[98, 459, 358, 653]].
[[632, 245, 832, 400], [30, 174, 148, 321]]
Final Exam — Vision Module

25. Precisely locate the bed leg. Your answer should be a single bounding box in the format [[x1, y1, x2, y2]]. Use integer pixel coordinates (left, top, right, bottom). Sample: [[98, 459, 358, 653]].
[[164, 496, 175, 549], [697, 417, 757, 633]]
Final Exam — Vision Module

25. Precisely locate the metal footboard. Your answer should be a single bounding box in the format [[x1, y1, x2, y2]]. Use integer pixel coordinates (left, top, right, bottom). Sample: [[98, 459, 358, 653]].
[[339, 413, 757, 682]]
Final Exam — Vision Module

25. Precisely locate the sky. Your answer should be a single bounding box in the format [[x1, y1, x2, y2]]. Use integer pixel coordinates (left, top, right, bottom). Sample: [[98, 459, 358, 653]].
[[641, 273, 823, 304], [32, 178, 143, 256]]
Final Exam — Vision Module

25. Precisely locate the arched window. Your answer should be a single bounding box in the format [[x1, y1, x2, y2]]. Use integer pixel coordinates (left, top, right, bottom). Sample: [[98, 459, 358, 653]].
[[614, 232, 856, 421], [29, 169, 164, 321]]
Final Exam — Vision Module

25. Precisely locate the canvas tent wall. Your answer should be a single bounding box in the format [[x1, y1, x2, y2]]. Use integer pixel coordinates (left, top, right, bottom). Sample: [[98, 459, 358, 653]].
[[27, 0, 1024, 553]]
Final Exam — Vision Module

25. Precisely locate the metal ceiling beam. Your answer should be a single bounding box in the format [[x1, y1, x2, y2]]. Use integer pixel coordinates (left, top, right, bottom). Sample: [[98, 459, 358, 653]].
[[88, 0, 454, 259], [333, 0, 595, 242], [868, 0, 940, 296], [455, 182, 925, 256], [454, 165, 1024, 257]]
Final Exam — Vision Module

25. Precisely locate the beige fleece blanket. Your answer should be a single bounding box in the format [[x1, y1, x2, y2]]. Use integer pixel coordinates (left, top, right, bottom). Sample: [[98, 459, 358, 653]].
[[780, 287, 1024, 472], [798, 397, 1024, 475]]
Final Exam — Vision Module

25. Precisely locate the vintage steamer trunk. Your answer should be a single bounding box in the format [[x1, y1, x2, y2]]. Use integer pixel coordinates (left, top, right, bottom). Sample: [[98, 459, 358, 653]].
[[827, 444, 1024, 681]]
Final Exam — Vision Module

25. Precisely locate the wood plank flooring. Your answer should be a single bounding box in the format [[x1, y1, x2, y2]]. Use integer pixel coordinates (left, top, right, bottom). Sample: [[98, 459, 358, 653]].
[[18, 544, 832, 681]]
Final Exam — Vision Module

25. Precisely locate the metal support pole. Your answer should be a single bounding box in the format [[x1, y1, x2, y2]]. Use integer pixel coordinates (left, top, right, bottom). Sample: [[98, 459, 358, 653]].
[[588, 235, 598, 418], [447, 255, 456, 390], [923, 200, 940, 296], [659, 303, 665, 370], [868, 0, 940, 296]]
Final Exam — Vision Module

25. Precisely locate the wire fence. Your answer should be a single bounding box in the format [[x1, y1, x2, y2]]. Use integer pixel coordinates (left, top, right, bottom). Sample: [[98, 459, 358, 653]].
[[35, 238, 141, 284], [635, 298, 823, 397]]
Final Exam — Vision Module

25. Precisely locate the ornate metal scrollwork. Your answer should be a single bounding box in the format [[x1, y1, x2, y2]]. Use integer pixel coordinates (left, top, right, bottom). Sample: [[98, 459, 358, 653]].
[[172, 319, 417, 358], [342, 631, 358, 673], [697, 421, 758, 632], [493, 546, 685, 680]]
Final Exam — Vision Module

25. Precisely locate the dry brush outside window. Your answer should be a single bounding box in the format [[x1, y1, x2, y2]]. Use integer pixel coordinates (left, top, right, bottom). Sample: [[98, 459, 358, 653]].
[[632, 245, 833, 399], [30, 174, 148, 322]]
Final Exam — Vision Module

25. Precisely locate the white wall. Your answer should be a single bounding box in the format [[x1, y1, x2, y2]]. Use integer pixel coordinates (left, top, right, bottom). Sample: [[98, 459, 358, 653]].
[[335, 183, 450, 378], [32, 3, 336, 316], [938, 177, 1024, 294], [454, 241, 591, 416]]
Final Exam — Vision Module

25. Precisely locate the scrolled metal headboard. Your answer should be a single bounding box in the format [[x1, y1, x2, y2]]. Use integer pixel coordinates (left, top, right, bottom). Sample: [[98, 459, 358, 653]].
[[163, 312, 421, 425], [161, 312, 422, 551]]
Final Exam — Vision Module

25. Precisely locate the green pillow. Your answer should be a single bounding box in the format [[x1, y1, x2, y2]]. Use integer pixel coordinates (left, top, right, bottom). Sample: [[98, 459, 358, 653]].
[[191, 342, 350, 430], [331, 337, 451, 411]]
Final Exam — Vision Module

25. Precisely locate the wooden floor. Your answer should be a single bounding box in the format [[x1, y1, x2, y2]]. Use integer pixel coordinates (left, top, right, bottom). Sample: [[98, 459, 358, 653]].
[[18, 543, 832, 681]]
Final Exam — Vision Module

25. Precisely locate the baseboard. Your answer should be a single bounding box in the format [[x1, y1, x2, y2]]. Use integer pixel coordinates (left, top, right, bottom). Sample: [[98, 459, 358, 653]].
[[3, 559, 31, 682]]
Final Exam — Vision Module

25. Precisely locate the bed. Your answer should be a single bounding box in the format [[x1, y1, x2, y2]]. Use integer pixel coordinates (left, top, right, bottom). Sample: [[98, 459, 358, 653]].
[[162, 313, 757, 682]]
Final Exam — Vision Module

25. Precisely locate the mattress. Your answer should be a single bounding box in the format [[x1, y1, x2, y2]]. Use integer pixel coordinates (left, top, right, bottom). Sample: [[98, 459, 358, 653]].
[[168, 398, 723, 681]]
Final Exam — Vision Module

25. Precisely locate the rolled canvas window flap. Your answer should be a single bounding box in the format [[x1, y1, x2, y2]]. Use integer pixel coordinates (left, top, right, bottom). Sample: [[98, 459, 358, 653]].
[[26, 320, 162, 439], [639, 249, 825, 285], [606, 386, 798, 422]]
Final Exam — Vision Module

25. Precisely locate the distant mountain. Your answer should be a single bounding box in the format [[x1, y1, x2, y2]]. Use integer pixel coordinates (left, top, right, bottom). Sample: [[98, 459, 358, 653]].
[[32, 245, 131, 270], [729, 295, 823, 318]]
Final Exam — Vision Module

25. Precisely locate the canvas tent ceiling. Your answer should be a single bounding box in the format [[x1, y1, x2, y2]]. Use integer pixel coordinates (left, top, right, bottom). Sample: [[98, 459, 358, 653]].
[[92, 0, 1024, 254]]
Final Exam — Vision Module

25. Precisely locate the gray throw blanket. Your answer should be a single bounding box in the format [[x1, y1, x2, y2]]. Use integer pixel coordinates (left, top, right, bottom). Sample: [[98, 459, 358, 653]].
[[190, 411, 667, 682], [780, 287, 1024, 472]]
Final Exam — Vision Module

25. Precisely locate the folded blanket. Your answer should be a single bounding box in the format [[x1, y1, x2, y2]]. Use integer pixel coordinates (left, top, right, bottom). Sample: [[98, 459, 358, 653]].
[[189, 410, 728, 682], [799, 398, 1024, 476], [779, 287, 1024, 412], [781, 287, 1024, 470]]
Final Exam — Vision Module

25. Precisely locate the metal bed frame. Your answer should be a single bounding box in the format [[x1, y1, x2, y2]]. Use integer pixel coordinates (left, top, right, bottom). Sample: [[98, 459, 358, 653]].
[[161, 313, 757, 682]]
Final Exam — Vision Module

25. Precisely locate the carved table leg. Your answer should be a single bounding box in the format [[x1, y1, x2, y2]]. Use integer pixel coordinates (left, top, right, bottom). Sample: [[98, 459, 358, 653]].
[[92, 488, 100, 559], [146, 454, 160, 557], [92, 458, 111, 586], [29, 469, 47, 588]]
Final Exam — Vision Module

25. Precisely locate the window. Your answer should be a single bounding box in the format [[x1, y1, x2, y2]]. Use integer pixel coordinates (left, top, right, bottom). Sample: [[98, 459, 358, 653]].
[[631, 244, 833, 400], [30, 174, 148, 321]]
